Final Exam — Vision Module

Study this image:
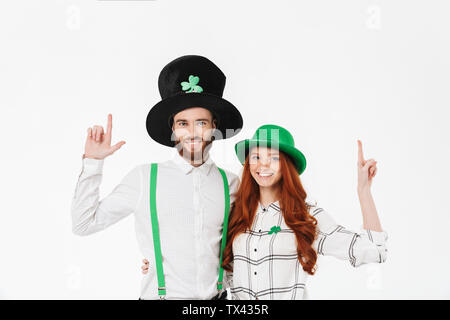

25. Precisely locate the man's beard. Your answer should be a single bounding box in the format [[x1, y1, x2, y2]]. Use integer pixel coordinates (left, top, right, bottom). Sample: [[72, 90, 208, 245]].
[[175, 138, 213, 165]]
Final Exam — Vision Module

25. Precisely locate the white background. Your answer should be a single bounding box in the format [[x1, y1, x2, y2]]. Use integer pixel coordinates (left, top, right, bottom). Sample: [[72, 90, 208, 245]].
[[1, 0, 449, 299]]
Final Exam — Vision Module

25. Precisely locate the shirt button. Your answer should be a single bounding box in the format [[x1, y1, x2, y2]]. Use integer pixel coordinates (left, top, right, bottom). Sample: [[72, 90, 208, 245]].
[[254, 272, 257, 275], [254, 248, 257, 252], [258, 229, 261, 232]]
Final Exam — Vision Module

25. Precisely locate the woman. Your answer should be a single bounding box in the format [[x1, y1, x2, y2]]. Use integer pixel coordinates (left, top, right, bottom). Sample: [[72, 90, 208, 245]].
[[142, 124, 388, 300]]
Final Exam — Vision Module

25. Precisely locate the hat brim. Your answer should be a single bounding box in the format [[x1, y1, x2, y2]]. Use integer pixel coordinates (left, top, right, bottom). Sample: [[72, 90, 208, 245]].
[[146, 92, 243, 147], [235, 139, 307, 175]]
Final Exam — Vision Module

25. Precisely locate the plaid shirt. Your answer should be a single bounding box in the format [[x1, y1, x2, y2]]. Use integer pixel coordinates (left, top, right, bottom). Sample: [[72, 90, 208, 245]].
[[229, 201, 388, 300]]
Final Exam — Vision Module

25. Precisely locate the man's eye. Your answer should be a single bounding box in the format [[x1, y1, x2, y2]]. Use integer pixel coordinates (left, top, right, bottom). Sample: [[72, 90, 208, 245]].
[[178, 122, 187, 127], [197, 121, 207, 126]]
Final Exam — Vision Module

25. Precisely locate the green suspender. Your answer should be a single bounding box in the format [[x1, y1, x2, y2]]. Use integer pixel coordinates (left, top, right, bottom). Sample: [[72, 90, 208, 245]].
[[217, 167, 230, 291], [149, 163, 230, 298], [149, 163, 166, 299]]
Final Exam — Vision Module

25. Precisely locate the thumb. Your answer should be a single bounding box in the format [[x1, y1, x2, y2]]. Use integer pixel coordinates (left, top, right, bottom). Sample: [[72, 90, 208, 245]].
[[111, 141, 126, 153], [362, 159, 376, 171]]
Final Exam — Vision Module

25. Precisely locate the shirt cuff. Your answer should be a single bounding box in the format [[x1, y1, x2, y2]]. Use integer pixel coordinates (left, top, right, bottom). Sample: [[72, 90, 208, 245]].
[[360, 227, 388, 245], [81, 154, 104, 174]]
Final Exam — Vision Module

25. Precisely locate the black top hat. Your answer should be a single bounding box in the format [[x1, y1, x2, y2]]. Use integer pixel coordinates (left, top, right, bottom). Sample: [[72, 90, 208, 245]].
[[146, 55, 243, 147]]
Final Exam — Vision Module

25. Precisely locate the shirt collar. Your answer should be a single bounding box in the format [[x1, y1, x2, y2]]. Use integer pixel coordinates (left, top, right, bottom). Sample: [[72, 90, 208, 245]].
[[171, 150, 215, 176], [258, 200, 280, 214]]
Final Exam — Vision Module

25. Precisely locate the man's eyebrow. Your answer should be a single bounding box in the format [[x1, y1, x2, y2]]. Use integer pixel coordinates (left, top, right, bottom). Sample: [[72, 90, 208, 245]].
[[175, 118, 211, 122]]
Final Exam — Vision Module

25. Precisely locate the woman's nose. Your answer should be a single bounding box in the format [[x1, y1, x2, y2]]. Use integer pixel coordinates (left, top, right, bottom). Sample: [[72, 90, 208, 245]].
[[258, 159, 270, 167]]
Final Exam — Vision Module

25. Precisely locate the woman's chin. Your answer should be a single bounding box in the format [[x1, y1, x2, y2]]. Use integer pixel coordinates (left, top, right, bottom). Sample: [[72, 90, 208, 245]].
[[254, 176, 277, 188]]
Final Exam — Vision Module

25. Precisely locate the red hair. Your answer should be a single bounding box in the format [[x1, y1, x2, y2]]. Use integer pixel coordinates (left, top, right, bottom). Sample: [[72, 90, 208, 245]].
[[222, 151, 319, 275]]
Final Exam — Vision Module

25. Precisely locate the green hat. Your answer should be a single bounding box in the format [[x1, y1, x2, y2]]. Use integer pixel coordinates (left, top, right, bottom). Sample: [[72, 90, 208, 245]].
[[234, 124, 307, 175]]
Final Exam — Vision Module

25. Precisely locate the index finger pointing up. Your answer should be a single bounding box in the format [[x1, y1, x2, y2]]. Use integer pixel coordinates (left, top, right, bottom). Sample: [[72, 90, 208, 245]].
[[357, 139, 365, 164], [106, 114, 112, 136]]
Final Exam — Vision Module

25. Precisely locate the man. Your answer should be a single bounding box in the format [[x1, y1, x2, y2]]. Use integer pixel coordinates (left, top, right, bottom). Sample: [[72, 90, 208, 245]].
[[71, 55, 243, 299]]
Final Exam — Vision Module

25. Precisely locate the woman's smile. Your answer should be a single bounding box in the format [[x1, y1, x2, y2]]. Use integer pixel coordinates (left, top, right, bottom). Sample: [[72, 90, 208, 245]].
[[257, 171, 274, 177]]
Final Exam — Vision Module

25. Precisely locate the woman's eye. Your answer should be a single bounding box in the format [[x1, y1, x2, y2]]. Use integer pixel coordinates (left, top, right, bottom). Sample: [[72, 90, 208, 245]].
[[272, 156, 279, 161], [250, 155, 259, 160]]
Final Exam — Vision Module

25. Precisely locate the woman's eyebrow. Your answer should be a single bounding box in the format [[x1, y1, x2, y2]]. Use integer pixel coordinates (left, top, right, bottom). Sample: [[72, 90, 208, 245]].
[[251, 149, 279, 153]]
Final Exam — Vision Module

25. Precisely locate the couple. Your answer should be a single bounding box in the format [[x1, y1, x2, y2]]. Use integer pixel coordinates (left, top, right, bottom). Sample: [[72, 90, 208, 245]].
[[71, 55, 388, 300]]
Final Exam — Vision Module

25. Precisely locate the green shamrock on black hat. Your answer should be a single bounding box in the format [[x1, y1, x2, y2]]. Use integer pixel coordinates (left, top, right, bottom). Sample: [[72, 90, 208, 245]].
[[181, 75, 203, 93]]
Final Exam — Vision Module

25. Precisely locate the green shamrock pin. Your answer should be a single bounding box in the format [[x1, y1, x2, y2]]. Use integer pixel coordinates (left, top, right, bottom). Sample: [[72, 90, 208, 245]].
[[181, 75, 203, 93], [268, 226, 281, 235]]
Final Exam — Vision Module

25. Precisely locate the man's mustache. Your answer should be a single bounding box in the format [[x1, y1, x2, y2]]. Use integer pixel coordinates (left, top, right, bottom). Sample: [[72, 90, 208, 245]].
[[183, 137, 203, 142], [175, 136, 213, 143]]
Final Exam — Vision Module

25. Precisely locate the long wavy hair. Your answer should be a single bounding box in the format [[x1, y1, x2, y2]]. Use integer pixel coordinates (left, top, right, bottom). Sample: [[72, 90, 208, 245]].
[[222, 151, 319, 275]]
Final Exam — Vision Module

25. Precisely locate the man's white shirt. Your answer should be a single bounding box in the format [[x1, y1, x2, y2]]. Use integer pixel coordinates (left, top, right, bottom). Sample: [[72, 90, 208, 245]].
[[71, 151, 239, 299]]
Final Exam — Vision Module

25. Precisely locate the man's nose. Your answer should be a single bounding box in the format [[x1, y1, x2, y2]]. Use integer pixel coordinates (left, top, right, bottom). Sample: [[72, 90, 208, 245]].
[[194, 126, 209, 141], [184, 123, 196, 138]]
